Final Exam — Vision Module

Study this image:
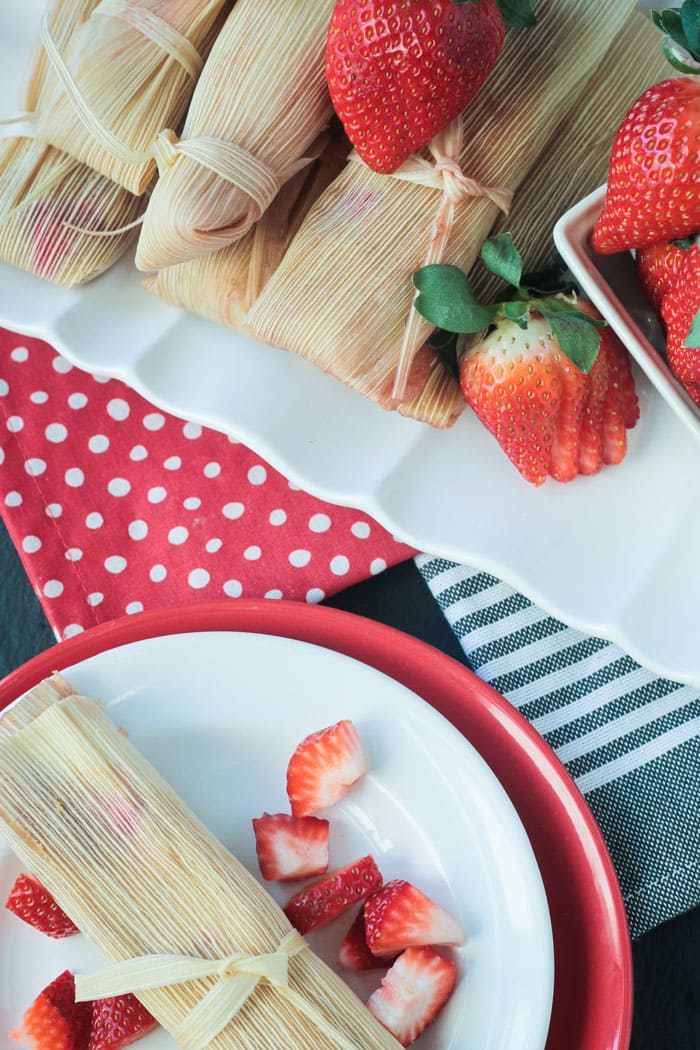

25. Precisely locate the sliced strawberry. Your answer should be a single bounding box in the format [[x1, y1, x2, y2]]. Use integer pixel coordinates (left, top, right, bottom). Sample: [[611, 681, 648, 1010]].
[[283, 855, 382, 934], [88, 995, 157, 1050], [286, 719, 369, 817], [364, 880, 464, 957], [548, 353, 588, 483], [367, 947, 457, 1047], [252, 812, 329, 882], [10, 970, 91, 1050], [338, 908, 396, 971], [6, 873, 80, 939], [574, 302, 639, 474]]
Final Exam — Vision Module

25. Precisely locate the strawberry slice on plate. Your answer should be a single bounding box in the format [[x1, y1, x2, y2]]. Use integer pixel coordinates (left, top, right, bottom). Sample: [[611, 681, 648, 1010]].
[[338, 907, 396, 971], [252, 812, 329, 881], [286, 719, 369, 817], [10, 970, 91, 1050], [283, 854, 382, 934], [88, 995, 157, 1050], [364, 879, 464, 957], [6, 873, 80, 939], [367, 947, 457, 1047]]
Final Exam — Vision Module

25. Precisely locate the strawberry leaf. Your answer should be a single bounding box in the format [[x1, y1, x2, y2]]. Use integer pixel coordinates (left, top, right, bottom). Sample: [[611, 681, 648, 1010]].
[[537, 303, 601, 373], [480, 233, 523, 289], [413, 264, 498, 332], [496, 0, 537, 27], [684, 307, 700, 349], [681, 0, 700, 57]]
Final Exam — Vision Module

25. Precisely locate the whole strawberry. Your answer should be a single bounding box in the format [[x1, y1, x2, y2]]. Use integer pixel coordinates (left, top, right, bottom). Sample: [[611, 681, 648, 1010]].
[[325, 0, 535, 175], [661, 238, 700, 405], [413, 233, 639, 485], [636, 236, 695, 314]]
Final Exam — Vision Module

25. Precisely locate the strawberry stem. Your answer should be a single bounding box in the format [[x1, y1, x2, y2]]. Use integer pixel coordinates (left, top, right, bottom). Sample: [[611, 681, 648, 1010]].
[[652, 1, 700, 71]]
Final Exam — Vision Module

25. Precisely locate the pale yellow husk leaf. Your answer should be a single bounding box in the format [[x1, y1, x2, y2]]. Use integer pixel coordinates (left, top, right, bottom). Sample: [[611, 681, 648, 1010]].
[[135, 0, 336, 272], [35, 0, 231, 195], [470, 8, 672, 299], [0, 0, 144, 285], [244, 0, 647, 428], [0, 689, 401, 1050], [143, 128, 350, 328]]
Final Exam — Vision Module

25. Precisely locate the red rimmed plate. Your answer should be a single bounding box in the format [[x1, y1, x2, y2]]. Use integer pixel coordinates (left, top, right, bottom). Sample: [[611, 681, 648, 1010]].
[[0, 599, 632, 1050]]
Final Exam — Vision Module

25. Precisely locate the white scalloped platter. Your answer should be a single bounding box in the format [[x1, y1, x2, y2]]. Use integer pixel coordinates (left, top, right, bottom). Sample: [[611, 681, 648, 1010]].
[[1, 1, 700, 689]]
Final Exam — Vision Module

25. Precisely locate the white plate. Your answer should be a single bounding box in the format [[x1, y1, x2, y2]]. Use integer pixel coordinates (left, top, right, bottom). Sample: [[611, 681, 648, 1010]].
[[1, 3, 700, 691], [0, 631, 554, 1050], [554, 185, 700, 445]]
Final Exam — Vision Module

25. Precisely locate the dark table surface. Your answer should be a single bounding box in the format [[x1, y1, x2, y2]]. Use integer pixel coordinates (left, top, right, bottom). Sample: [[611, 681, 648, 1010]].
[[0, 519, 697, 1049]]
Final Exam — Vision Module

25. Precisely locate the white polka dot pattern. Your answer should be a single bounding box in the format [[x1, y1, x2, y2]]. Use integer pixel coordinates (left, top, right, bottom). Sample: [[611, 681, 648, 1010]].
[[0, 336, 412, 636]]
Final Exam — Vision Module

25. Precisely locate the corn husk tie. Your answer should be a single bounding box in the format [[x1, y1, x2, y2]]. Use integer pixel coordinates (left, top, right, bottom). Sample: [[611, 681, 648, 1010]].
[[373, 118, 512, 403], [38, 8, 202, 168], [151, 128, 312, 242], [74, 930, 362, 1050]]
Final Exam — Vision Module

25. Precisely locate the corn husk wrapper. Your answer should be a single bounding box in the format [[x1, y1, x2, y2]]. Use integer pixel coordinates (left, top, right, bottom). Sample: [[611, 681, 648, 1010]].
[[35, 0, 232, 195], [135, 0, 336, 272], [142, 128, 351, 328], [0, 673, 74, 738], [0, 683, 401, 1050], [0, 0, 144, 286], [470, 8, 671, 299], [245, 0, 644, 428]]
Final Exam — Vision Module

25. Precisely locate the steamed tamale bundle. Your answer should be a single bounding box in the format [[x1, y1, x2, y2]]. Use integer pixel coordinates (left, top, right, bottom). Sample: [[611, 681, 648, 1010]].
[[35, 0, 232, 195], [244, 0, 642, 426], [0, 0, 144, 286], [135, 0, 336, 272], [142, 127, 351, 329], [0, 679, 401, 1050], [470, 7, 671, 301]]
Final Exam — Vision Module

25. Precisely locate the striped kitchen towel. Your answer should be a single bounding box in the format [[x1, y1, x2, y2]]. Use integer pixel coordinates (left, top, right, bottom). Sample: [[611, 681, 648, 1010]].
[[416, 555, 700, 939]]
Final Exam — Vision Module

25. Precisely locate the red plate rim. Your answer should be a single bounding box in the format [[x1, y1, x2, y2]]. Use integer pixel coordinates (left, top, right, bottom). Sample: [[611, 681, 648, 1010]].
[[0, 598, 633, 1050]]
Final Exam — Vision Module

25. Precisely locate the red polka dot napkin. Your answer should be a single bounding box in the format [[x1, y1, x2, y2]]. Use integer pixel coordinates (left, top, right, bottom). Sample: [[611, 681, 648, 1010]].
[[0, 329, 415, 640]]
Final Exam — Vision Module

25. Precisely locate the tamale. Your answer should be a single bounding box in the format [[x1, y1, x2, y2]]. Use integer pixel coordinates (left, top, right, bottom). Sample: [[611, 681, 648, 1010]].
[[135, 0, 336, 272], [0, 0, 144, 286], [0, 687, 402, 1050], [245, 0, 645, 427], [470, 8, 671, 300], [35, 0, 232, 195], [142, 127, 351, 329]]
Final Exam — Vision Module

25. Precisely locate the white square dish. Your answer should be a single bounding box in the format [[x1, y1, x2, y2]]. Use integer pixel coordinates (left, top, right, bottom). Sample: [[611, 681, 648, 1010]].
[[553, 185, 700, 445]]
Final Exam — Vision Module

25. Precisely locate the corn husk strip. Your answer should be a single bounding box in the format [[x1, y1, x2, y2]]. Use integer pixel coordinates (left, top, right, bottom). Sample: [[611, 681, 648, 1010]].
[[367, 118, 513, 402], [96, 0, 203, 80], [143, 128, 350, 328], [470, 8, 671, 300], [0, 693, 401, 1050], [0, 673, 75, 738], [36, 0, 230, 194], [135, 0, 336, 272], [245, 0, 642, 427], [0, 0, 144, 285]]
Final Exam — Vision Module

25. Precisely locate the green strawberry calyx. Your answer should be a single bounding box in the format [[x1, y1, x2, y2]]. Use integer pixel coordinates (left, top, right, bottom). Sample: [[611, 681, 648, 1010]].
[[651, 0, 700, 74], [413, 232, 606, 374], [453, 0, 537, 28]]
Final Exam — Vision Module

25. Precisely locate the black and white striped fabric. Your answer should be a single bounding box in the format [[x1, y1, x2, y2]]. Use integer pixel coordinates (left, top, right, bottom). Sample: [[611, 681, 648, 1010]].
[[416, 555, 700, 939]]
